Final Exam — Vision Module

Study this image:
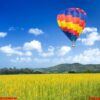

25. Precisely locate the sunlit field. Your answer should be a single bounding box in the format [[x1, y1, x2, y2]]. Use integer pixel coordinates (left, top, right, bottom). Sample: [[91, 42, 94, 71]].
[[0, 74, 100, 100]]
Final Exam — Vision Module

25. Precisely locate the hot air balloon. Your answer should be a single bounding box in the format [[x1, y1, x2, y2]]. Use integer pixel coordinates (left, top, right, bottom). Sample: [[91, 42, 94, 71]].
[[57, 8, 87, 47]]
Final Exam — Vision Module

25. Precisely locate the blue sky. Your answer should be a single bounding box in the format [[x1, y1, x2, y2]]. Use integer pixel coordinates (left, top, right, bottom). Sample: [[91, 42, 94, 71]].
[[0, 0, 100, 68]]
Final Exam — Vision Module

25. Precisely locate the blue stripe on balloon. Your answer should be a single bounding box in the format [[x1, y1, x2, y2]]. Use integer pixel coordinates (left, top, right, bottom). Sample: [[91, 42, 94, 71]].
[[64, 31, 78, 42], [65, 9, 86, 21]]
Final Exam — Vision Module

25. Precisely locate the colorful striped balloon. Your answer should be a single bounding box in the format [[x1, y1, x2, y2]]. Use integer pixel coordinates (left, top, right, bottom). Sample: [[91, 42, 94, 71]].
[[57, 8, 86, 46]]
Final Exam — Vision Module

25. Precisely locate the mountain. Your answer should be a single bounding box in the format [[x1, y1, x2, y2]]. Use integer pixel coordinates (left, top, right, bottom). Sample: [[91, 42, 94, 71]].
[[35, 63, 100, 73], [0, 63, 100, 74]]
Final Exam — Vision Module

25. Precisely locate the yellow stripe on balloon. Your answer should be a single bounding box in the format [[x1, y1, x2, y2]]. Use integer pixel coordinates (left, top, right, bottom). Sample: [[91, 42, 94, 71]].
[[57, 20, 83, 34]]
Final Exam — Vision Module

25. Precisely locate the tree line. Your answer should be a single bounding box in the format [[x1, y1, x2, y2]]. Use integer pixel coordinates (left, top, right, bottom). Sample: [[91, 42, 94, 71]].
[[0, 68, 43, 74]]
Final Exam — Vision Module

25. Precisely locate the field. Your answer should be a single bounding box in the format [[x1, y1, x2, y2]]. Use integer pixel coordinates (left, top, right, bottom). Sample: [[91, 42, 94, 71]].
[[0, 74, 100, 100]]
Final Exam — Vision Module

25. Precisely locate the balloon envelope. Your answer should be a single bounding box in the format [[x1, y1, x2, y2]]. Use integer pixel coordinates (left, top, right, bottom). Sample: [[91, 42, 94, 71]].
[[57, 8, 87, 43]]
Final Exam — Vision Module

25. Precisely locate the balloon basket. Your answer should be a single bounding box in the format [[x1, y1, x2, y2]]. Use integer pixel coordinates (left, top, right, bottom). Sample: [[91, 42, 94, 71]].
[[72, 43, 75, 47]]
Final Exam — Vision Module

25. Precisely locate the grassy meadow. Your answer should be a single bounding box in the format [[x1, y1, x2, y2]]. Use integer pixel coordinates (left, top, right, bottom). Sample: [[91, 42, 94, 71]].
[[0, 74, 100, 100]]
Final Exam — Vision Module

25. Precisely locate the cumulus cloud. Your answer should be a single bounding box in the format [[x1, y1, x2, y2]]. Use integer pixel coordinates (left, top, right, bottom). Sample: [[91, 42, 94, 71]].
[[0, 45, 13, 54], [79, 32, 100, 46], [39, 46, 71, 57], [28, 28, 44, 36], [46, 48, 100, 65], [0, 36, 71, 60], [0, 40, 43, 57], [25, 51, 32, 56], [23, 40, 42, 52], [82, 27, 97, 34], [40, 46, 55, 57], [3, 38, 98, 66], [57, 46, 71, 56], [1, 39, 100, 66], [0, 45, 32, 56], [72, 48, 100, 64], [0, 32, 7, 38], [79, 27, 100, 46], [0, 45, 21, 56]]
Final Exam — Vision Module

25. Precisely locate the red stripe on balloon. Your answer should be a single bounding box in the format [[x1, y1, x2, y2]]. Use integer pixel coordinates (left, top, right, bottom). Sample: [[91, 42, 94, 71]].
[[79, 20, 86, 28], [69, 8, 86, 15], [69, 8, 76, 10], [76, 8, 87, 15], [57, 14, 86, 29], [76, 8, 83, 13], [57, 14, 65, 21], [60, 27, 79, 37]]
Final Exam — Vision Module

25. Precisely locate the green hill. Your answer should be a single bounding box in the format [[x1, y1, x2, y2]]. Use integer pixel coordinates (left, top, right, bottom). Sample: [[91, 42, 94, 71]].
[[35, 63, 100, 73]]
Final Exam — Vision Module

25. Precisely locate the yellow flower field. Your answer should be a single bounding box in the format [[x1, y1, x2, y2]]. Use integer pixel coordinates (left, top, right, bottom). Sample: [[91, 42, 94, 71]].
[[0, 74, 100, 100]]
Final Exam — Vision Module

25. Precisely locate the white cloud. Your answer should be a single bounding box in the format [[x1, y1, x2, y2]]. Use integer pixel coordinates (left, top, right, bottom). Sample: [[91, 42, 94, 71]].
[[4, 43, 70, 58], [25, 51, 32, 56], [82, 27, 97, 34], [73, 48, 100, 64], [0, 45, 32, 56], [0, 45, 16, 55], [0, 40, 71, 66], [28, 28, 44, 36], [40, 46, 54, 57], [1, 38, 100, 66], [57, 46, 71, 56], [0, 32, 7, 38], [40, 46, 71, 57], [2, 45, 23, 56], [0, 40, 43, 57], [47, 48, 100, 65], [79, 32, 100, 46], [79, 27, 100, 46], [23, 40, 42, 52]]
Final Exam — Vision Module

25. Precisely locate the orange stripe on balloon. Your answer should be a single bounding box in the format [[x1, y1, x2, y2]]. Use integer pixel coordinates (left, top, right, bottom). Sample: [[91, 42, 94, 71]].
[[60, 26, 79, 37], [57, 20, 83, 34], [57, 14, 65, 21], [57, 14, 86, 29]]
